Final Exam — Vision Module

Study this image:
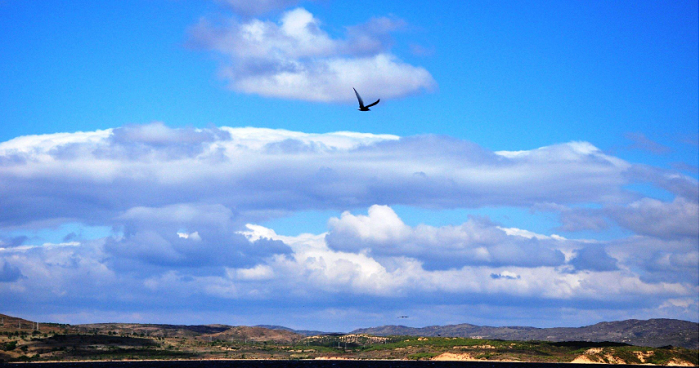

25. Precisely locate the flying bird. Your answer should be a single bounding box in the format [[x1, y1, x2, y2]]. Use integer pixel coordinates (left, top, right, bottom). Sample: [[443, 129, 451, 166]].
[[353, 88, 380, 111]]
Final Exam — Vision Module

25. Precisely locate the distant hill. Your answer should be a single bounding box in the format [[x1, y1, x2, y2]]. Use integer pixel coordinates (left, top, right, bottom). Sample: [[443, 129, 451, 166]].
[[2, 313, 696, 349], [0, 313, 37, 331], [255, 325, 334, 337], [351, 319, 698, 349], [77, 323, 231, 338], [76, 323, 303, 343], [0, 313, 70, 334]]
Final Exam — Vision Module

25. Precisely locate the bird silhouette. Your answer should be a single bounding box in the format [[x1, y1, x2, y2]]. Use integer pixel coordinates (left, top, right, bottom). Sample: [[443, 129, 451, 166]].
[[353, 88, 380, 111]]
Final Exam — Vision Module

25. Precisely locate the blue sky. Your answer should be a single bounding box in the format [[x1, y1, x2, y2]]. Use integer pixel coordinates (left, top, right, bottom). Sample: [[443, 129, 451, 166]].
[[0, 0, 697, 330]]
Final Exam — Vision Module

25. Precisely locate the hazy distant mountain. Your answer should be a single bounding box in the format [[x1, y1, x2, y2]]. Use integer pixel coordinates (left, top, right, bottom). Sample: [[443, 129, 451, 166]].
[[351, 319, 698, 349]]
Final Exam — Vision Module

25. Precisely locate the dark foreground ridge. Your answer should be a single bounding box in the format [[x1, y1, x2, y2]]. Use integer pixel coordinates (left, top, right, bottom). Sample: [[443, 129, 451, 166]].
[[0, 313, 697, 365]]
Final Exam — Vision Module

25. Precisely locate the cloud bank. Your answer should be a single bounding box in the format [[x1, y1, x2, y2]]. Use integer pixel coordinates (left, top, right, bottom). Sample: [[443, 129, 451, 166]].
[[0, 123, 696, 329]]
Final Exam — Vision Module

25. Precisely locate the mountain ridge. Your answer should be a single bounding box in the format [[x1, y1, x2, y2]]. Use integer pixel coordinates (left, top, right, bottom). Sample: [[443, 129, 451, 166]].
[[1, 313, 696, 349], [351, 318, 698, 349]]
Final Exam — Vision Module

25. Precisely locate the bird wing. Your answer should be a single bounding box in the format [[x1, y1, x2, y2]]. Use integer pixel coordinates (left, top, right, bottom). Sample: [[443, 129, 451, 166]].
[[365, 99, 380, 108], [353, 88, 365, 108]]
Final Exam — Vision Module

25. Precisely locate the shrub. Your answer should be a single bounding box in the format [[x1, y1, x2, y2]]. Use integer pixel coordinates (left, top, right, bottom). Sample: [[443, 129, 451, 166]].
[[408, 352, 439, 360], [3, 341, 17, 351]]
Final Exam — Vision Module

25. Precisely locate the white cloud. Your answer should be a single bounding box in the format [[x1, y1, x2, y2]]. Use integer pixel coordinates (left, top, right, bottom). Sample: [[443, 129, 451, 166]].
[[227, 219, 694, 302], [0, 259, 23, 282], [0, 129, 112, 156], [230, 264, 275, 280], [610, 197, 698, 239], [569, 247, 619, 272], [328, 205, 410, 244], [0, 205, 696, 328], [498, 227, 566, 241], [326, 205, 567, 269], [247, 208, 694, 304], [0, 124, 649, 230], [177, 231, 201, 241], [0, 124, 696, 327], [190, 8, 436, 102], [105, 203, 292, 269], [608, 236, 698, 284]]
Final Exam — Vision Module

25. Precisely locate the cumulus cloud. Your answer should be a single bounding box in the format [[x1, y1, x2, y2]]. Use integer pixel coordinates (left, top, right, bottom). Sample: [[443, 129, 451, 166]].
[[326, 205, 566, 270], [608, 236, 698, 285], [0, 123, 697, 327], [0, 123, 693, 230], [0, 204, 696, 328], [108, 122, 231, 156], [609, 197, 698, 239], [626, 165, 699, 202], [228, 219, 694, 305], [106, 203, 292, 269], [569, 247, 619, 272], [0, 240, 117, 309], [189, 8, 436, 102], [0, 260, 23, 282]]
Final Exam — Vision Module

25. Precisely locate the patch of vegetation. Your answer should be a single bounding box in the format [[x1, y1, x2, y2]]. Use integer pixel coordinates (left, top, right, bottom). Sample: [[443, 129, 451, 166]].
[[2, 341, 16, 351], [408, 352, 439, 360], [70, 348, 197, 360], [643, 347, 699, 366], [551, 340, 631, 348]]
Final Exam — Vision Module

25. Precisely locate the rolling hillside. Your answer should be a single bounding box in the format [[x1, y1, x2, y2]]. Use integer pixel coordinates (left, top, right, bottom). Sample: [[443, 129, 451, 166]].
[[352, 319, 698, 349]]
